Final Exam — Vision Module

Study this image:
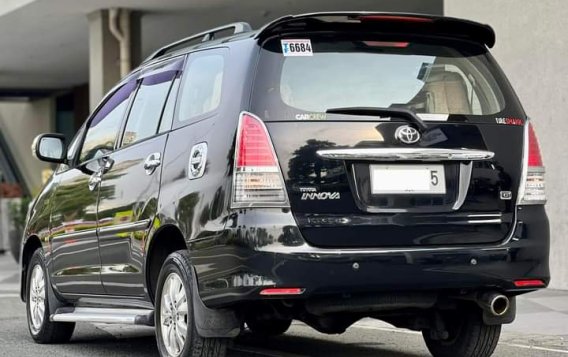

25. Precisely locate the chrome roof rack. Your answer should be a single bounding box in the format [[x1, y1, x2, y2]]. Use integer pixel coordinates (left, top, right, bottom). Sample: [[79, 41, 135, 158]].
[[144, 22, 252, 63]]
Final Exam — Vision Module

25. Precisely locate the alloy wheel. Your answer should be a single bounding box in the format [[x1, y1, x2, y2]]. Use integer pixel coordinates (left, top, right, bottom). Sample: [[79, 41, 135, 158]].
[[29, 264, 46, 333], [160, 272, 189, 356]]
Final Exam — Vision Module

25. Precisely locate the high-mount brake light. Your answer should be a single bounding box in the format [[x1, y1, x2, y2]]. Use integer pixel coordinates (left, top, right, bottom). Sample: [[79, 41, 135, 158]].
[[518, 122, 546, 205], [363, 41, 409, 48], [358, 15, 434, 23], [232, 112, 289, 208]]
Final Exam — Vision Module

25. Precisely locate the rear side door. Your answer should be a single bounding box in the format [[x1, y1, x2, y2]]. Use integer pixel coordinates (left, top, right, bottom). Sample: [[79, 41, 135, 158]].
[[50, 80, 137, 295], [95, 57, 183, 296], [251, 34, 526, 248]]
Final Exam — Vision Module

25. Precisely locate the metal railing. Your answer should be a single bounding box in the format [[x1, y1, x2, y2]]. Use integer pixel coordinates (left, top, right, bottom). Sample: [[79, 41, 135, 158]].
[[143, 22, 252, 63]]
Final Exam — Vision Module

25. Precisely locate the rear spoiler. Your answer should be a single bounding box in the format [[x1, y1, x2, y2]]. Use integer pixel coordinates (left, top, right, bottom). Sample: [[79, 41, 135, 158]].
[[256, 12, 496, 48]]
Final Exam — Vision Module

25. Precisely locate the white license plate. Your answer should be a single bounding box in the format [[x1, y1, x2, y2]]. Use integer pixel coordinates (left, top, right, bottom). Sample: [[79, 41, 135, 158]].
[[370, 164, 446, 195]]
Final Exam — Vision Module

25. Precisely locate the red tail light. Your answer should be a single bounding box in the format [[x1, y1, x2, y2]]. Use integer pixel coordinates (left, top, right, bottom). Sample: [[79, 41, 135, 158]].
[[232, 112, 289, 208], [518, 122, 546, 205], [237, 114, 277, 167], [528, 123, 543, 167]]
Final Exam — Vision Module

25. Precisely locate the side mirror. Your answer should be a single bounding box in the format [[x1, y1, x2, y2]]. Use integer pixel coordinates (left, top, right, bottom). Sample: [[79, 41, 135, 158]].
[[32, 134, 67, 164]]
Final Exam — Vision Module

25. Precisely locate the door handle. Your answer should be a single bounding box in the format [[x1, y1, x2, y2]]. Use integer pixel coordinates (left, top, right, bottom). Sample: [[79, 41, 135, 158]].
[[144, 152, 161, 175]]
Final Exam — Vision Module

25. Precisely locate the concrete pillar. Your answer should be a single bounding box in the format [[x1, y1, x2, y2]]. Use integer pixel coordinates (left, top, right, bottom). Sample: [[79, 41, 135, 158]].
[[87, 9, 141, 111]]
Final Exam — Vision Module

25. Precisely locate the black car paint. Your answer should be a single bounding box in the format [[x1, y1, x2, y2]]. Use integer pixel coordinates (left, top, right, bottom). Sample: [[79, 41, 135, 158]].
[[264, 121, 522, 248], [20, 14, 549, 332], [193, 205, 549, 307]]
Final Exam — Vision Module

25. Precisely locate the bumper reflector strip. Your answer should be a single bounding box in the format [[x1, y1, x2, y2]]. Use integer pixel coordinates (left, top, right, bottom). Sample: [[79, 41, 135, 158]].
[[260, 288, 305, 296], [514, 279, 545, 288]]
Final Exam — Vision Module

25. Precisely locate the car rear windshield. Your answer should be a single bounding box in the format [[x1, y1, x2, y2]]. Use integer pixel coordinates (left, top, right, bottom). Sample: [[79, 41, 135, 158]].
[[252, 35, 518, 121]]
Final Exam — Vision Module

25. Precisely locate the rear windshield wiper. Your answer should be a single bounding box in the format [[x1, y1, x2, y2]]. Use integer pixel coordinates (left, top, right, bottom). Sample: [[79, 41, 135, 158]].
[[325, 107, 428, 132]]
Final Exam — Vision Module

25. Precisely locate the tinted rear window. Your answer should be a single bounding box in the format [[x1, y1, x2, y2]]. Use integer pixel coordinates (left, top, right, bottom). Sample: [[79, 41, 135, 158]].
[[177, 54, 224, 122], [252, 36, 518, 121]]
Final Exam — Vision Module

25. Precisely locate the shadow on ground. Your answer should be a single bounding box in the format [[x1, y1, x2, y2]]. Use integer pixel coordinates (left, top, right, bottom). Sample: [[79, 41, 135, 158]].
[[234, 329, 425, 357]]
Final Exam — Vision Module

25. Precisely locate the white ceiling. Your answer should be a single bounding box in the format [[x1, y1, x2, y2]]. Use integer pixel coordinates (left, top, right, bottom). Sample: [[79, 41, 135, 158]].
[[0, 0, 441, 90]]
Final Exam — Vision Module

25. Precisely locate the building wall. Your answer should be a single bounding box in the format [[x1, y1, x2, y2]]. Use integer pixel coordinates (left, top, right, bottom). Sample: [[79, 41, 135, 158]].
[[445, 0, 568, 289], [0, 98, 54, 193]]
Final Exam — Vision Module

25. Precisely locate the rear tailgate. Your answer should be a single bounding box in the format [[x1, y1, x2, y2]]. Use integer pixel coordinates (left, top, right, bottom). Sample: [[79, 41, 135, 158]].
[[251, 15, 526, 248], [265, 120, 522, 247]]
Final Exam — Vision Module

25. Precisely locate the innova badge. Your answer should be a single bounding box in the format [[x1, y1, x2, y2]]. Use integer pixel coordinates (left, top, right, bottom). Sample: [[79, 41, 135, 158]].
[[395, 125, 421, 144]]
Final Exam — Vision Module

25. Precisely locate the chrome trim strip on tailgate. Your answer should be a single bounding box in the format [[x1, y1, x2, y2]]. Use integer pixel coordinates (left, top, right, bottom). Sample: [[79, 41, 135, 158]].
[[317, 148, 495, 161]]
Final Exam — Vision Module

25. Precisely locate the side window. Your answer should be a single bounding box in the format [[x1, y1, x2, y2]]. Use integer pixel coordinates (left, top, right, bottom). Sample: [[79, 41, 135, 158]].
[[79, 81, 136, 162], [159, 76, 181, 133], [177, 52, 225, 123], [121, 71, 176, 147]]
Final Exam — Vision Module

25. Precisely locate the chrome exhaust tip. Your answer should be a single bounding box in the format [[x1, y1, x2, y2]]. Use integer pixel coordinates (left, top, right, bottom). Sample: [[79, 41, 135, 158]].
[[478, 292, 510, 316]]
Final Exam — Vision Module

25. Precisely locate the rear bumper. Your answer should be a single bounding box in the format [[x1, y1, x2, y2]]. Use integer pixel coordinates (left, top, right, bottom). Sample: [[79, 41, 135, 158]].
[[191, 205, 549, 307]]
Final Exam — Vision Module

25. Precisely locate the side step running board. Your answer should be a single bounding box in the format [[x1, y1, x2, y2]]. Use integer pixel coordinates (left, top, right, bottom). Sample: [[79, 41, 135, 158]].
[[51, 307, 154, 326]]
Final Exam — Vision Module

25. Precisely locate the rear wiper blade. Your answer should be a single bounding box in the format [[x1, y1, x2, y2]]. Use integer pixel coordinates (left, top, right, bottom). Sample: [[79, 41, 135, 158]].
[[325, 107, 428, 132]]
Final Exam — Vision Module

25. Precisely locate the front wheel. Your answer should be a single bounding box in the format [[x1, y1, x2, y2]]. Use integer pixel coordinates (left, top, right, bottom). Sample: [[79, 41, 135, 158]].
[[155, 251, 228, 357], [422, 307, 501, 357], [26, 249, 75, 343]]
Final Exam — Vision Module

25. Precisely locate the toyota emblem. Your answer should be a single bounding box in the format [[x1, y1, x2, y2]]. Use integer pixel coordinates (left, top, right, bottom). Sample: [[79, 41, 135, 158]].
[[395, 125, 421, 144]]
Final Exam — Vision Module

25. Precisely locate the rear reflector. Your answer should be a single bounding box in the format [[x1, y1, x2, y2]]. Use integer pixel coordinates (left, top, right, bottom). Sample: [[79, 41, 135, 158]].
[[514, 279, 546, 288], [232, 112, 289, 208], [260, 288, 305, 296], [359, 15, 433, 23], [518, 122, 546, 205]]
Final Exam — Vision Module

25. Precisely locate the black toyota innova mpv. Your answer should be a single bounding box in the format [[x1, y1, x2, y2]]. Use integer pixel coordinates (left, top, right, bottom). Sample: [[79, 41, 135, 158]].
[[21, 12, 549, 357]]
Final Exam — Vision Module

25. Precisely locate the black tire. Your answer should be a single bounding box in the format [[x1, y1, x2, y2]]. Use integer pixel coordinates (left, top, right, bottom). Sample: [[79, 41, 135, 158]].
[[246, 317, 292, 337], [155, 250, 228, 357], [26, 249, 75, 344], [422, 308, 501, 357]]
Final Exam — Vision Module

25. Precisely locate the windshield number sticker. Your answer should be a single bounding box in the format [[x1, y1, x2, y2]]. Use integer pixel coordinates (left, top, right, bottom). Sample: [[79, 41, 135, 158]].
[[281, 39, 313, 57]]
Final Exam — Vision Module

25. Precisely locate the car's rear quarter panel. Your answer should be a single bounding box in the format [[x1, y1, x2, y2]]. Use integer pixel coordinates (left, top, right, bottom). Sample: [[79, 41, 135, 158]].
[[153, 40, 259, 283]]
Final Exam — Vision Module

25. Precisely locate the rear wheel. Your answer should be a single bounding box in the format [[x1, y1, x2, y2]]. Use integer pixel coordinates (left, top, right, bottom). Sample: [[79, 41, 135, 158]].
[[246, 317, 292, 337], [422, 307, 501, 357], [26, 249, 75, 344], [155, 250, 227, 357]]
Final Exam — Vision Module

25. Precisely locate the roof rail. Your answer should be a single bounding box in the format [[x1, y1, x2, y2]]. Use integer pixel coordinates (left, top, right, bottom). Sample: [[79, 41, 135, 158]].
[[144, 22, 252, 63]]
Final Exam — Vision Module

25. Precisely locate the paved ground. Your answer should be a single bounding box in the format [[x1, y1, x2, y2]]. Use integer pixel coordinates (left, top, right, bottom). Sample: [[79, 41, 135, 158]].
[[1, 253, 567, 356]]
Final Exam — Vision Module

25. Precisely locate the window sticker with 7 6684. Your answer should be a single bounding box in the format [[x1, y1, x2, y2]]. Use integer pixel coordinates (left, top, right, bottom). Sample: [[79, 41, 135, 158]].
[[281, 39, 313, 56]]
